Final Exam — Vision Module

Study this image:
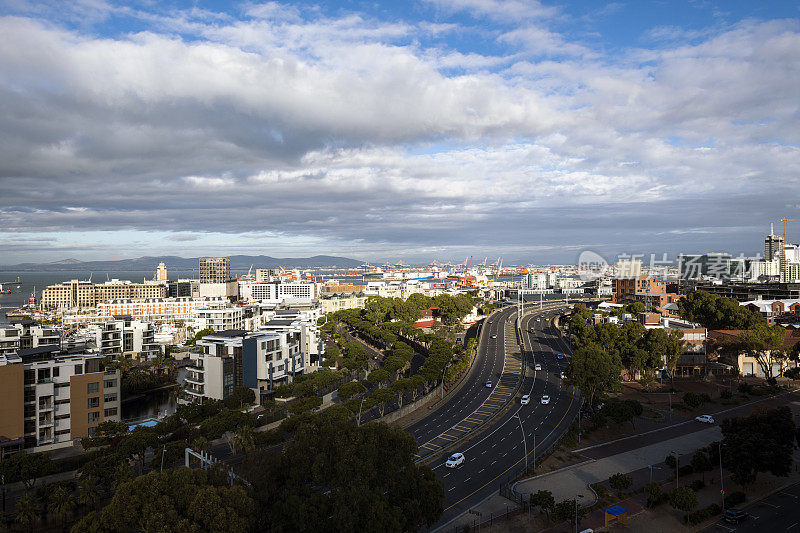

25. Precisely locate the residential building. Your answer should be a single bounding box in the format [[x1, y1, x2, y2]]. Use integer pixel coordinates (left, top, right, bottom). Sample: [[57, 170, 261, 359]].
[[192, 306, 245, 332], [765, 224, 784, 262], [199, 257, 230, 284], [0, 346, 120, 453], [167, 279, 198, 298], [707, 329, 800, 378], [612, 276, 666, 304], [320, 295, 367, 314], [92, 317, 160, 360], [185, 328, 306, 403], [0, 321, 60, 355], [42, 279, 167, 310]]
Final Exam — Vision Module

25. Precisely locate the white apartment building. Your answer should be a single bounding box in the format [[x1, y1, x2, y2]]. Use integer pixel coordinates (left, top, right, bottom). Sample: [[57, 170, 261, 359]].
[[0, 347, 120, 451], [184, 328, 305, 403], [63, 296, 230, 325], [0, 321, 61, 355], [238, 281, 321, 302], [320, 295, 367, 314], [91, 317, 160, 360], [192, 306, 245, 332]]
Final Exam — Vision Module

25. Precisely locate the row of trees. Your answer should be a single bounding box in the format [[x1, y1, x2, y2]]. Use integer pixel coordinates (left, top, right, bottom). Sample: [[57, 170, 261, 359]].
[[361, 293, 478, 326]]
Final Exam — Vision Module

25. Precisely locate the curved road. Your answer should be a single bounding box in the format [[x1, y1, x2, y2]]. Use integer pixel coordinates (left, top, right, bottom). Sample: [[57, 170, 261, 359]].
[[425, 304, 582, 529]]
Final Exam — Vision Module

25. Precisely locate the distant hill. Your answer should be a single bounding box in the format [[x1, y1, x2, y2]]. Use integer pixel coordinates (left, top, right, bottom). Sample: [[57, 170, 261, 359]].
[[0, 255, 364, 271]]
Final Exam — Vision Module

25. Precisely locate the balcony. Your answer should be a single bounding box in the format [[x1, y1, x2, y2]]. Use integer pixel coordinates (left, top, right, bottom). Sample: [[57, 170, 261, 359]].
[[187, 365, 205, 373], [184, 387, 205, 397], [184, 375, 205, 386]]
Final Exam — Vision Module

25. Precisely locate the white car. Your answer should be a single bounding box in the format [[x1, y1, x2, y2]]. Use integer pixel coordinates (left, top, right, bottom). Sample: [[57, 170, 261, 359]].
[[535, 363, 542, 371], [445, 452, 465, 468], [520, 394, 530, 405], [560, 371, 566, 379], [485, 380, 493, 388], [491, 334, 497, 339], [541, 395, 550, 404], [695, 415, 715, 424]]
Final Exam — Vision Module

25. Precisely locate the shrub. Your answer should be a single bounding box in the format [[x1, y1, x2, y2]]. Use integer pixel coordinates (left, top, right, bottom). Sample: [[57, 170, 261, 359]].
[[766, 376, 778, 386], [643, 481, 663, 508], [683, 392, 711, 408], [785, 367, 800, 380], [665, 454, 677, 469], [720, 389, 733, 399], [724, 491, 746, 508], [678, 464, 694, 476], [737, 382, 753, 394], [608, 473, 633, 493], [690, 479, 705, 491]]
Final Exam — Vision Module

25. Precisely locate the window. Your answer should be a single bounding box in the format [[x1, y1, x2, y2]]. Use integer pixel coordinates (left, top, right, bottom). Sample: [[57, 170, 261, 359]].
[[55, 413, 70, 420], [74, 364, 83, 375], [104, 407, 117, 417], [55, 429, 70, 436], [87, 412, 100, 424], [52, 366, 60, 377], [104, 394, 117, 403], [104, 379, 116, 389], [87, 397, 100, 409], [87, 382, 99, 394]]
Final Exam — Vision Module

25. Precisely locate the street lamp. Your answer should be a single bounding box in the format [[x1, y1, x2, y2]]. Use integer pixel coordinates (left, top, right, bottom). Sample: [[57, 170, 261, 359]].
[[357, 398, 367, 426], [719, 441, 725, 513], [574, 494, 584, 533], [441, 363, 451, 400], [671, 451, 679, 488], [512, 414, 527, 470]]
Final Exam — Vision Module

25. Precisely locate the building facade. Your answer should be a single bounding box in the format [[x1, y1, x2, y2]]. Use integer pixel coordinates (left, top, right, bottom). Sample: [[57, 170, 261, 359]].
[[42, 279, 167, 310], [0, 321, 61, 355]]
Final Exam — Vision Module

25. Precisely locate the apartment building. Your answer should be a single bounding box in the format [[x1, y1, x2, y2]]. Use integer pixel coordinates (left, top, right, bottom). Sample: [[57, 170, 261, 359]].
[[94, 296, 227, 322], [239, 281, 321, 302], [184, 328, 305, 403], [42, 279, 167, 310], [0, 321, 61, 355], [612, 276, 666, 304], [199, 257, 231, 283], [92, 317, 160, 360], [192, 306, 245, 332], [0, 346, 120, 453], [320, 295, 367, 314]]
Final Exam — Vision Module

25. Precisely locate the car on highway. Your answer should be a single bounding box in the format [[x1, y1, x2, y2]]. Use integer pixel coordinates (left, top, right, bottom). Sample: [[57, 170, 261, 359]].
[[541, 395, 550, 404], [695, 414, 715, 424], [520, 394, 530, 405], [485, 380, 493, 388], [723, 509, 748, 524], [556, 353, 565, 360], [445, 453, 465, 468], [491, 334, 497, 339], [560, 371, 566, 379], [534, 363, 542, 371]]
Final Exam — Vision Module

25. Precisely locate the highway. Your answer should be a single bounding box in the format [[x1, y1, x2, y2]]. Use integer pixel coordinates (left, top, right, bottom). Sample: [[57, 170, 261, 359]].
[[414, 303, 582, 530]]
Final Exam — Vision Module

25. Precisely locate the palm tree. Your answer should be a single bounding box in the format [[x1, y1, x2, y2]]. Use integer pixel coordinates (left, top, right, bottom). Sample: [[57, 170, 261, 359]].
[[47, 486, 75, 528], [14, 493, 40, 532], [78, 475, 101, 510]]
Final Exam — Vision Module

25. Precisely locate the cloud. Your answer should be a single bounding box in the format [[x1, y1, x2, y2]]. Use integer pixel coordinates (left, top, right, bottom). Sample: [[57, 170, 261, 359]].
[[0, 4, 798, 262]]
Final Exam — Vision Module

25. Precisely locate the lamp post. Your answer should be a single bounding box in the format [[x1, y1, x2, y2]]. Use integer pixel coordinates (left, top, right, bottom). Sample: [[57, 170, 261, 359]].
[[357, 398, 367, 426], [574, 494, 584, 533], [160, 445, 166, 472], [512, 414, 527, 470], [719, 441, 725, 513], [441, 363, 451, 400]]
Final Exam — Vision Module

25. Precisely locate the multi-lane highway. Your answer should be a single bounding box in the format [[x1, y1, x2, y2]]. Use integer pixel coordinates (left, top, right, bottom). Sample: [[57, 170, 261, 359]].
[[414, 303, 582, 530]]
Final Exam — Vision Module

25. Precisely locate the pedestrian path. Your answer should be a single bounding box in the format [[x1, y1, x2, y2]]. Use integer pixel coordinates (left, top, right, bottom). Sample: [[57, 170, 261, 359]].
[[416, 318, 525, 460]]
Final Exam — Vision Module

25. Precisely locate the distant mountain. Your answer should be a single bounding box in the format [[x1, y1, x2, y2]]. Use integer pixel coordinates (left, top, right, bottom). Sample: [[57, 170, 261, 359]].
[[0, 255, 364, 271]]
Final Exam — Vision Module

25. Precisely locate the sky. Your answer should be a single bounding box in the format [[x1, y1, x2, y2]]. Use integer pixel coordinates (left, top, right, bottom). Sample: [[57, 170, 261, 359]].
[[0, 0, 799, 266]]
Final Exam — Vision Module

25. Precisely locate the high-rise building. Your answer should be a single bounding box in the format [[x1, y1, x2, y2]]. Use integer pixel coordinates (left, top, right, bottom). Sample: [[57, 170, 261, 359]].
[[765, 223, 784, 262], [199, 257, 231, 284], [155, 262, 168, 281]]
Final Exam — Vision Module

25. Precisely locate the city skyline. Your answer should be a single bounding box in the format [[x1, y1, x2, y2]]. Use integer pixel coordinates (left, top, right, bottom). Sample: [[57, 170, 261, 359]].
[[1, 1, 799, 263]]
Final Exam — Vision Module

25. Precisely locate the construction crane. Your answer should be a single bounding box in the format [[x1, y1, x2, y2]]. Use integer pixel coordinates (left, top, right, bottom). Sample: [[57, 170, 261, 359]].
[[461, 256, 473, 287], [780, 217, 796, 282]]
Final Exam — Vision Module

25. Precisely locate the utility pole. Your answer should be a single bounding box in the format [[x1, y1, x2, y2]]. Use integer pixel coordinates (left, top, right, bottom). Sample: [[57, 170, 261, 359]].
[[357, 398, 367, 426], [513, 414, 527, 470], [719, 441, 725, 514], [160, 445, 166, 472]]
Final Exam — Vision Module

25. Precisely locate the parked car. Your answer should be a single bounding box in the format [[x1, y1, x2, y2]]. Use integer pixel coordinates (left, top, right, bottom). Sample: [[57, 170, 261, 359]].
[[520, 394, 530, 405], [541, 395, 550, 404], [445, 453, 465, 468], [695, 414, 715, 424], [723, 509, 748, 524], [485, 380, 493, 388]]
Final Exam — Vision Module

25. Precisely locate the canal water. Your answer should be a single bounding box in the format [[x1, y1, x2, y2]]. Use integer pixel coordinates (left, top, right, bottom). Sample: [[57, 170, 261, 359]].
[[121, 367, 187, 421]]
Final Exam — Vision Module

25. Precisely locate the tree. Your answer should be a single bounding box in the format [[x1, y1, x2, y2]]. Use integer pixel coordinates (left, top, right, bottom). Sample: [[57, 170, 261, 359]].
[[74, 468, 256, 533], [727, 324, 788, 379], [720, 406, 796, 488], [14, 493, 40, 532], [643, 481, 662, 507], [669, 486, 698, 522], [367, 369, 391, 388], [567, 343, 622, 408], [0, 452, 56, 489], [288, 396, 323, 415], [337, 380, 367, 400], [690, 450, 713, 483], [240, 418, 444, 531], [678, 291, 763, 330], [115, 428, 159, 473], [48, 485, 76, 528], [552, 498, 586, 528], [223, 385, 256, 409], [530, 489, 555, 517], [389, 378, 412, 409], [234, 426, 256, 454], [367, 388, 395, 417], [608, 472, 633, 493], [78, 475, 101, 511]]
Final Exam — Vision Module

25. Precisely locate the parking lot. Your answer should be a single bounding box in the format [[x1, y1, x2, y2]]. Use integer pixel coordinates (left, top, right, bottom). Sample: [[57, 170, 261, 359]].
[[704, 482, 800, 532]]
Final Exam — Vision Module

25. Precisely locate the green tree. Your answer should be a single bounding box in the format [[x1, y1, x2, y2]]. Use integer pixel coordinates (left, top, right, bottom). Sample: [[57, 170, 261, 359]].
[[552, 498, 586, 528], [0, 451, 55, 489], [367, 388, 395, 417], [78, 475, 101, 511], [288, 396, 323, 415], [337, 380, 367, 400], [367, 369, 391, 388], [115, 428, 159, 473], [690, 450, 713, 483], [643, 481, 662, 507], [669, 486, 698, 522], [47, 485, 76, 528], [530, 489, 555, 517], [608, 472, 633, 493], [73, 468, 256, 533], [14, 493, 40, 532], [567, 343, 622, 408], [678, 291, 763, 330], [726, 324, 788, 379], [721, 406, 796, 488]]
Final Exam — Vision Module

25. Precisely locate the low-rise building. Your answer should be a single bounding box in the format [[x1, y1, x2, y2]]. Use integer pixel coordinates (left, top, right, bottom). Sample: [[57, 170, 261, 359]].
[[192, 306, 245, 332], [0, 346, 120, 453], [92, 317, 160, 360], [320, 295, 367, 314], [0, 321, 61, 355]]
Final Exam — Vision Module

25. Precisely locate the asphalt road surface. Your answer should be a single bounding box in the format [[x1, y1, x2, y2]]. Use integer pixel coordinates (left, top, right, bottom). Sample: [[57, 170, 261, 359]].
[[703, 481, 800, 533], [424, 304, 582, 530]]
